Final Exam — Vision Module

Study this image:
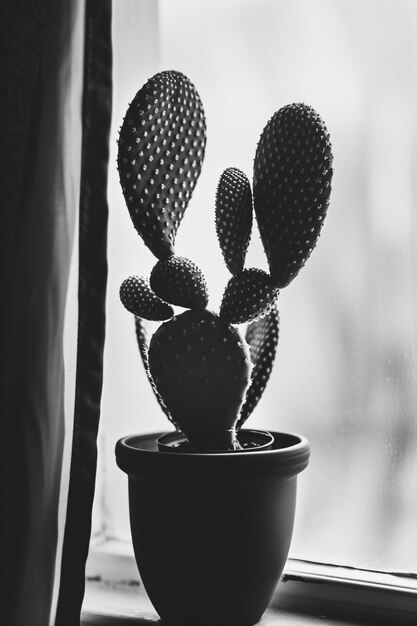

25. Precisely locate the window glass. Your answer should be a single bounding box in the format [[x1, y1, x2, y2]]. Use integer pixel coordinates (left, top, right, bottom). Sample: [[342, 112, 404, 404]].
[[97, 0, 417, 573]]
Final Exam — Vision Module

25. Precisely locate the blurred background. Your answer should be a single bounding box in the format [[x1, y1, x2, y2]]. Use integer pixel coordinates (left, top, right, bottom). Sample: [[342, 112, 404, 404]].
[[92, 0, 417, 574]]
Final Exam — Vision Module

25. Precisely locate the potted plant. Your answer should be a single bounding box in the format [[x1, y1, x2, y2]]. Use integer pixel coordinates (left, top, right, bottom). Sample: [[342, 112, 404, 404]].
[[115, 70, 333, 625]]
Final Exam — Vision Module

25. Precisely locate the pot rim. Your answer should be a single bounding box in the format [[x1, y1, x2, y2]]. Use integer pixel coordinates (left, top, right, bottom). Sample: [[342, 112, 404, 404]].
[[116, 429, 310, 479], [156, 428, 275, 453]]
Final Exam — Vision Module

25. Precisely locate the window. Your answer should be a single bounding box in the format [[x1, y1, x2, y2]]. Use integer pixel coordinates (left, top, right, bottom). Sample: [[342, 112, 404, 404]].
[[90, 0, 417, 582]]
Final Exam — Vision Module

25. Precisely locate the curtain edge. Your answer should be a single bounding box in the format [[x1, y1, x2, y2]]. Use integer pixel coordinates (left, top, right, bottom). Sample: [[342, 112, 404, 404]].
[[54, 1, 112, 624]]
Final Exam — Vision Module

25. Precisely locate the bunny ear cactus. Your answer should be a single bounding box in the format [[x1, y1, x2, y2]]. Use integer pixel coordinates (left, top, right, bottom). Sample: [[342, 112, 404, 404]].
[[118, 72, 333, 452], [150, 256, 208, 309], [253, 103, 333, 288], [134, 317, 176, 426], [219, 268, 278, 324], [117, 70, 206, 260], [148, 310, 251, 451], [120, 276, 174, 320], [215, 167, 253, 275], [237, 303, 280, 429]]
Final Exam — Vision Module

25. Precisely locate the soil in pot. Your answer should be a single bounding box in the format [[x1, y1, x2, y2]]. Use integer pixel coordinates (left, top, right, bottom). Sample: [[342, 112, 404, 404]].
[[156, 428, 274, 453]]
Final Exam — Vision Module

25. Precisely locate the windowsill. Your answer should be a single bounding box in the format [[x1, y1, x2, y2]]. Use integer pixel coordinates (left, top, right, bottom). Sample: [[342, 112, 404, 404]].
[[80, 579, 359, 625], [82, 541, 417, 625]]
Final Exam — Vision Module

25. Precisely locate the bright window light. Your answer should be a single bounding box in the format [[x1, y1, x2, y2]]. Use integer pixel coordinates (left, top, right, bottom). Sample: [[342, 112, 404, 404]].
[[94, 0, 417, 575]]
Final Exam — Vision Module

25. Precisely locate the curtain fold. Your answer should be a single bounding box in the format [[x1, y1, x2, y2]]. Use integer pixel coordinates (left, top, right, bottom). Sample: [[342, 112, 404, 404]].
[[55, 2, 112, 624], [0, 1, 111, 624]]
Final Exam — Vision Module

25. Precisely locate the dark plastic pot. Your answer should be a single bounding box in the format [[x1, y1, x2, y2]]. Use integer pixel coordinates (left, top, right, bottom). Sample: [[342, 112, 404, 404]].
[[116, 429, 310, 626]]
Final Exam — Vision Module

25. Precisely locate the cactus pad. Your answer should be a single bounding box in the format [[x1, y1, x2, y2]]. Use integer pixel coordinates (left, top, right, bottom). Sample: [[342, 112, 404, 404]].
[[253, 103, 333, 288], [219, 268, 279, 324], [135, 317, 175, 424], [148, 309, 252, 450], [237, 302, 280, 428], [215, 167, 253, 274], [118, 70, 207, 260], [120, 276, 174, 321], [150, 256, 208, 310]]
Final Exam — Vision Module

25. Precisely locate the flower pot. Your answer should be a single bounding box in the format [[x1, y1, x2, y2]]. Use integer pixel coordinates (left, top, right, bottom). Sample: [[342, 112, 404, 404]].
[[115, 429, 310, 626]]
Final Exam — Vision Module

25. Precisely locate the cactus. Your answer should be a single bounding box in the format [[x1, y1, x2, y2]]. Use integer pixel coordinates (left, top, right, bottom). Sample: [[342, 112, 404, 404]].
[[148, 310, 251, 450], [237, 303, 280, 429], [215, 167, 252, 275], [134, 317, 175, 425], [120, 276, 174, 320], [117, 71, 206, 260], [219, 268, 279, 324], [253, 103, 333, 288], [118, 72, 333, 452], [150, 256, 208, 309]]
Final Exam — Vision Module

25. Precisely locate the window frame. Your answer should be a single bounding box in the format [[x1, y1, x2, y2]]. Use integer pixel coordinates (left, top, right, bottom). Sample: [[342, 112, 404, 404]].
[[92, 4, 417, 620]]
